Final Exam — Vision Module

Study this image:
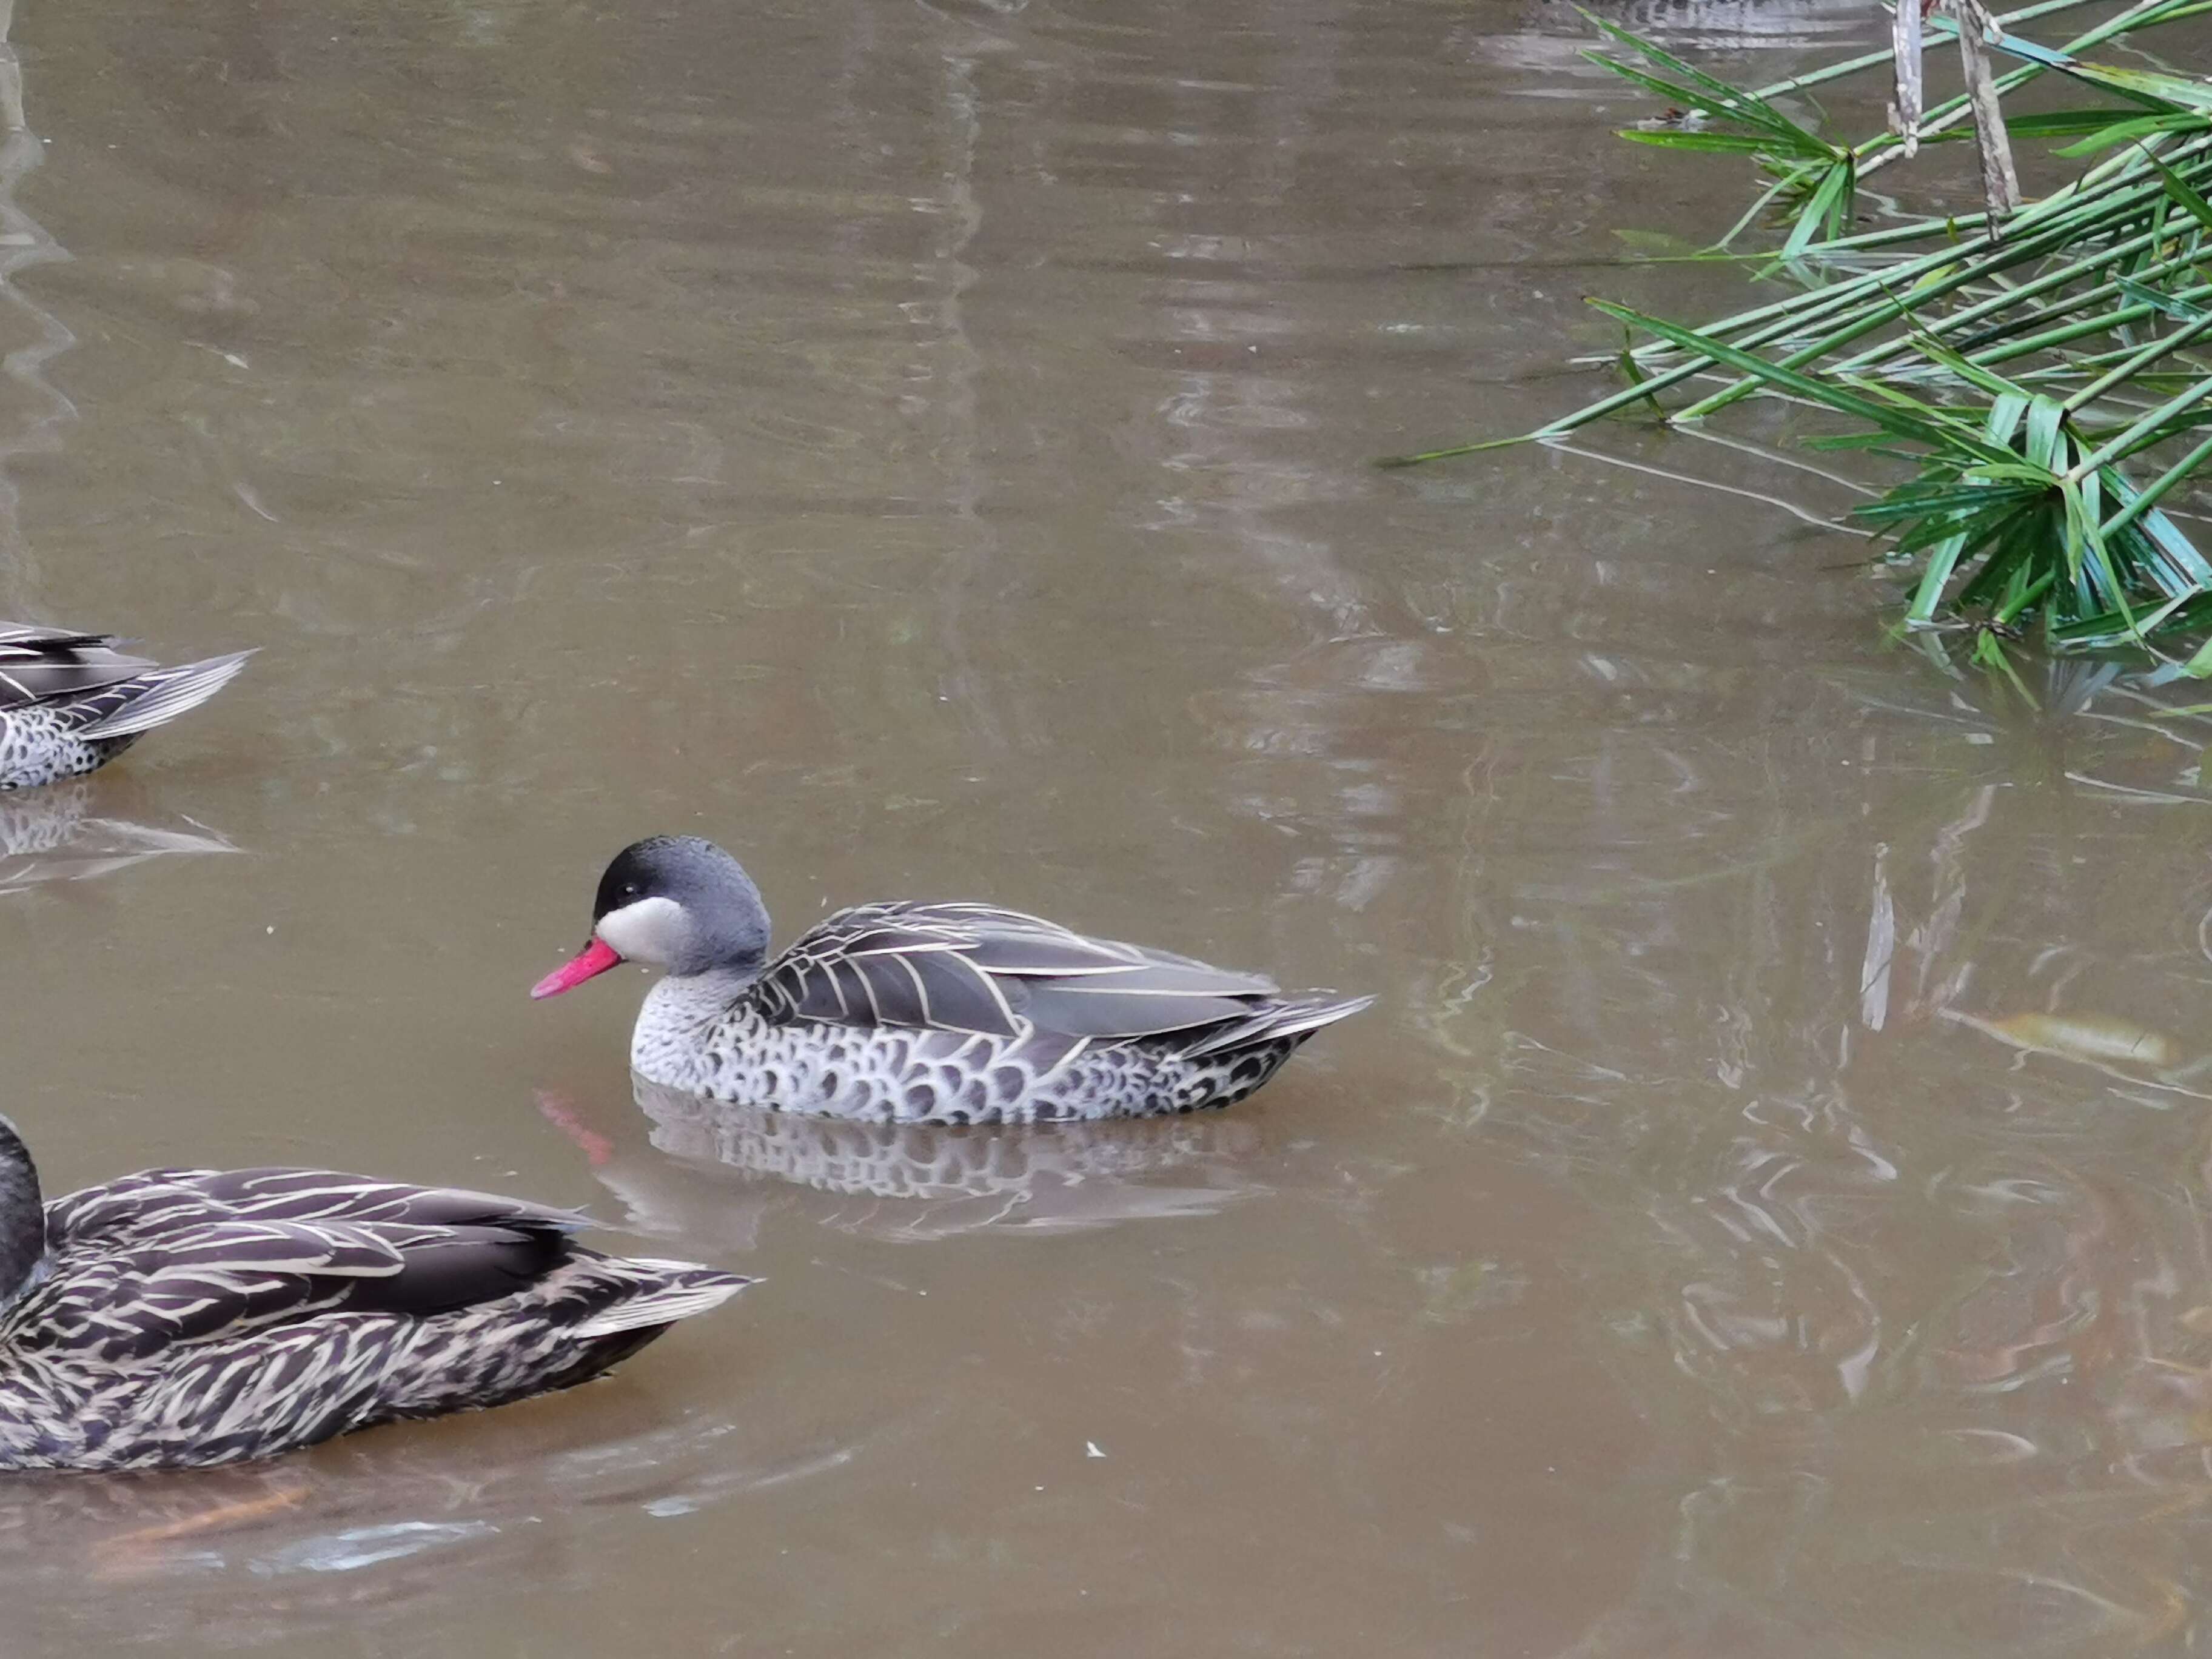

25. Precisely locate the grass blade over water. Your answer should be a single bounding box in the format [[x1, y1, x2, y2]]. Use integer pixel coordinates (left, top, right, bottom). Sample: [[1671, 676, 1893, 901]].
[[1389, 1, 2212, 663]]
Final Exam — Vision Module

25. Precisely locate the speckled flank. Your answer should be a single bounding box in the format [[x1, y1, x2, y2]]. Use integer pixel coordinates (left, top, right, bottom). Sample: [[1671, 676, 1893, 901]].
[[0, 709, 136, 790], [632, 970, 1327, 1124]]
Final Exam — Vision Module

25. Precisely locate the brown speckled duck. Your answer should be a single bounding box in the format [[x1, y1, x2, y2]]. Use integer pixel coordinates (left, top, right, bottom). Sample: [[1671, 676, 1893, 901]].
[[0, 1114, 748, 1471]]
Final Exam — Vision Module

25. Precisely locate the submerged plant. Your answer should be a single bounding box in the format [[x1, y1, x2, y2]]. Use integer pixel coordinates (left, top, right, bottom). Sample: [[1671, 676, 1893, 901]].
[[1390, 0, 2212, 669]]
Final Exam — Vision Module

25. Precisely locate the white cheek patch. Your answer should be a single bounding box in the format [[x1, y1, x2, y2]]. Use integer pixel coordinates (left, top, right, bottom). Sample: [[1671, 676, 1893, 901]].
[[595, 896, 692, 968]]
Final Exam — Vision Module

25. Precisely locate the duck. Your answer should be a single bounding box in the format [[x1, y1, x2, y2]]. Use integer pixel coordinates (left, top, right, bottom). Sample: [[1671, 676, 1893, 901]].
[[0, 620, 251, 790], [531, 836, 1374, 1124], [0, 1112, 749, 1470]]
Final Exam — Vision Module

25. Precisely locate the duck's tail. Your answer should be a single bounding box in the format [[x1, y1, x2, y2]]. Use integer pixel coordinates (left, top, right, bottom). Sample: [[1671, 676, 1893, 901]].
[[571, 1261, 756, 1339], [1181, 990, 1375, 1059], [75, 651, 255, 740]]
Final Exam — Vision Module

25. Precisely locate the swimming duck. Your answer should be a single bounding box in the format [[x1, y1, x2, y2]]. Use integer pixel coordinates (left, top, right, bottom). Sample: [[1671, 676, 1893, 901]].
[[0, 621, 250, 790], [531, 836, 1373, 1124], [0, 1113, 749, 1470]]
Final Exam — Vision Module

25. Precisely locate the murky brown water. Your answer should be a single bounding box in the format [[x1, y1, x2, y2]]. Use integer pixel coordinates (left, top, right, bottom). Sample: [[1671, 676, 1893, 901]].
[[9, 0, 2212, 1652]]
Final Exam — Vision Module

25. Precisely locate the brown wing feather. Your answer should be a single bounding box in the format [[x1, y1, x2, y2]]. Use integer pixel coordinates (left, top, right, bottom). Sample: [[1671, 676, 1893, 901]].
[[0, 622, 157, 709], [751, 900, 1285, 1043], [27, 1167, 588, 1362]]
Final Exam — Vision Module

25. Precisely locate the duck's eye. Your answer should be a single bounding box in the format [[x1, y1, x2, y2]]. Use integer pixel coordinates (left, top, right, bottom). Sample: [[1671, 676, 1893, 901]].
[[623, 884, 638, 898]]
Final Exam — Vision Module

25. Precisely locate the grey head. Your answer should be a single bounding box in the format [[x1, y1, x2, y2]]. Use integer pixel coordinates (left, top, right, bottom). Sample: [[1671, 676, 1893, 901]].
[[0, 1114, 46, 1312], [592, 836, 773, 977]]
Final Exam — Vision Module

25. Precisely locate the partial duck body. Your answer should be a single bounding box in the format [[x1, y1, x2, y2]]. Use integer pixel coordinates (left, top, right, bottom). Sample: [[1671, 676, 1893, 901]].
[[0, 1114, 749, 1471], [532, 836, 1373, 1125], [0, 621, 250, 789]]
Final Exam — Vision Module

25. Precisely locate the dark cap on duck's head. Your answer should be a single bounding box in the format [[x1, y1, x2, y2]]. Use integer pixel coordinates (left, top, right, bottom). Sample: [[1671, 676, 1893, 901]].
[[532, 836, 773, 998]]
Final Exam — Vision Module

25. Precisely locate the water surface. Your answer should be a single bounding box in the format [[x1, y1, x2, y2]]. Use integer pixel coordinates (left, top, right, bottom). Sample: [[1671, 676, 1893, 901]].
[[9, 0, 2212, 1653]]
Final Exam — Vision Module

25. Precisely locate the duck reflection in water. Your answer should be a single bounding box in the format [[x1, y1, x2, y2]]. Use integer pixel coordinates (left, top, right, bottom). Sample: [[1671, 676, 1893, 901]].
[[539, 1077, 1269, 1247], [0, 779, 235, 896]]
